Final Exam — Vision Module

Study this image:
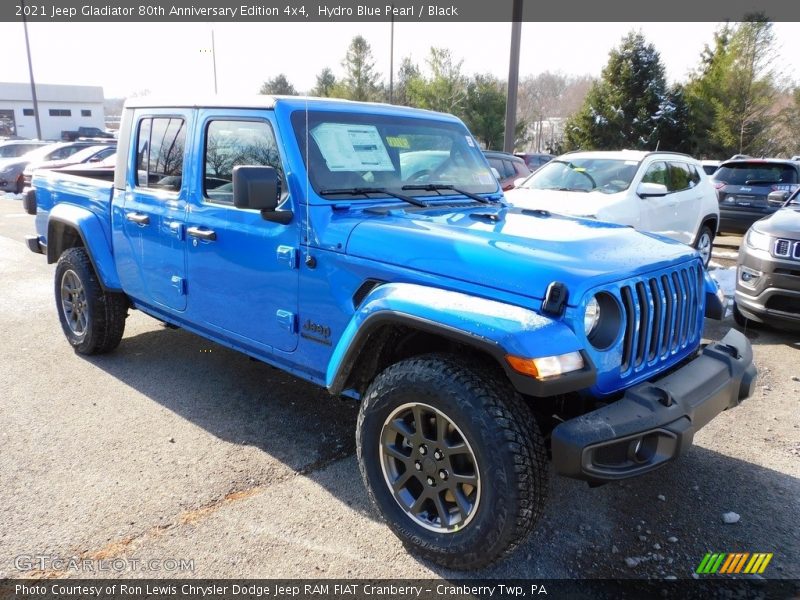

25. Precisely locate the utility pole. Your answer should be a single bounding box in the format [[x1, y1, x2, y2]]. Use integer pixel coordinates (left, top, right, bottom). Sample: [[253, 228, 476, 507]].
[[21, 0, 42, 140], [211, 28, 218, 94], [389, 8, 395, 103], [503, 0, 523, 153]]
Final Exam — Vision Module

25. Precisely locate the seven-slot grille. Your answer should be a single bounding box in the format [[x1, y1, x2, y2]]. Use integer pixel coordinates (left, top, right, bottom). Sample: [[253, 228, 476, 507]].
[[773, 238, 800, 260], [619, 263, 704, 376]]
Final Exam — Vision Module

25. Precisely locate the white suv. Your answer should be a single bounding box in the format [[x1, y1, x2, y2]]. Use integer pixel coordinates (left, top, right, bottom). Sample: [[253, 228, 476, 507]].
[[505, 150, 720, 266]]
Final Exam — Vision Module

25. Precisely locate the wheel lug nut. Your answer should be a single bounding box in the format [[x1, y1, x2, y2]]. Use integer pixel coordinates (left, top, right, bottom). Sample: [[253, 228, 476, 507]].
[[439, 470, 448, 480], [426, 476, 435, 485], [414, 461, 422, 471], [419, 445, 427, 456], [434, 450, 443, 460]]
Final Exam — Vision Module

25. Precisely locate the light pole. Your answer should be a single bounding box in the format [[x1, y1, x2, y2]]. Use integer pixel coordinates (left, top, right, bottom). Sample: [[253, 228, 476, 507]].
[[21, 0, 42, 140], [503, 0, 522, 153], [211, 28, 218, 94]]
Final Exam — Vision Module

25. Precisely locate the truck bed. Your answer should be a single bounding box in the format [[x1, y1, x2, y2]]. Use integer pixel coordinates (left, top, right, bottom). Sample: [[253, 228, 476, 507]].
[[31, 169, 115, 251]]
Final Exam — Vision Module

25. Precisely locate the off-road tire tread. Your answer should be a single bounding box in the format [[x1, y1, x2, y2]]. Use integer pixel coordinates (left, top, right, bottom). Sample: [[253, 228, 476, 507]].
[[55, 247, 127, 355], [356, 353, 548, 570]]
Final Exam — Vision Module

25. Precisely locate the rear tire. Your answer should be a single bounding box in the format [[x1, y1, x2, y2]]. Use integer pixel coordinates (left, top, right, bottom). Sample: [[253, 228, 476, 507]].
[[55, 247, 128, 355], [356, 354, 547, 570]]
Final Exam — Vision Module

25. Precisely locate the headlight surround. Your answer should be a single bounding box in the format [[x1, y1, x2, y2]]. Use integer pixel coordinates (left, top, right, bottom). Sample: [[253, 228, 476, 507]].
[[584, 296, 601, 337], [745, 228, 770, 252]]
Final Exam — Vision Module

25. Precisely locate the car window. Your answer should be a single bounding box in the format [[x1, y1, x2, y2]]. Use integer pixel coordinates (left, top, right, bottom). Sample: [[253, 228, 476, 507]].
[[641, 162, 668, 186], [522, 158, 640, 194], [667, 162, 693, 192], [290, 109, 496, 197], [136, 116, 186, 193], [713, 162, 799, 186], [203, 119, 287, 205]]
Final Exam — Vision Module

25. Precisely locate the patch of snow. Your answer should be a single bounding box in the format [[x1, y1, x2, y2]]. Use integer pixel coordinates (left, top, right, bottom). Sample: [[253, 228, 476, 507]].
[[709, 266, 736, 299]]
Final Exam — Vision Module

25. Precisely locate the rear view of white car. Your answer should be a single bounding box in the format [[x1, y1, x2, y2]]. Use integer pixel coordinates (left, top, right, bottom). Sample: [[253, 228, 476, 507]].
[[505, 150, 720, 265]]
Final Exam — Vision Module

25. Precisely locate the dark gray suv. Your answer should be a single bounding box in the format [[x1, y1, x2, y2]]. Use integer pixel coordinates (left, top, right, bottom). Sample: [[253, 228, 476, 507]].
[[734, 188, 800, 329]]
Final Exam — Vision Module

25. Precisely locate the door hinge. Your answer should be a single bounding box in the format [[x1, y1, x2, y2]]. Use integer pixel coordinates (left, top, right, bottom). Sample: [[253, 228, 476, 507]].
[[276, 310, 297, 333], [276, 245, 298, 269], [171, 275, 186, 296]]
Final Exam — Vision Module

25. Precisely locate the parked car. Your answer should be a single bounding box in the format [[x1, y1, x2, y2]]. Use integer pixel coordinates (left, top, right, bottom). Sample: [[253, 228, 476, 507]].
[[483, 150, 531, 190], [22, 144, 116, 189], [733, 188, 800, 329], [0, 141, 109, 194], [700, 159, 720, 176], [505, 150, 720, 265], [0, 139, 48, 159], [515, 152, 555, 171], [711, 158, 800, 233], [25, 96, 755, 570], [60, 126, 115, 141]]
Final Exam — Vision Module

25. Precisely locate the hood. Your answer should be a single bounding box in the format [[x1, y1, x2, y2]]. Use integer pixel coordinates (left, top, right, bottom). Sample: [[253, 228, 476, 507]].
[[346, 204, 697, 304], [504, 187, 623, 218], [753, 206, 800, 238]]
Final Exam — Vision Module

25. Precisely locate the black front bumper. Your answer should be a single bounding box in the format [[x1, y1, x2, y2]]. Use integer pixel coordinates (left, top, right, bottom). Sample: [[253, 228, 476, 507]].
[[551, 329, 756, 484]]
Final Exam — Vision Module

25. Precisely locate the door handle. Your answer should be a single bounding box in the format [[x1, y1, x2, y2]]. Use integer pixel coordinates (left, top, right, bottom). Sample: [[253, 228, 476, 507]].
[[187, 226, 217, 241], [125, 212, 150, 225]]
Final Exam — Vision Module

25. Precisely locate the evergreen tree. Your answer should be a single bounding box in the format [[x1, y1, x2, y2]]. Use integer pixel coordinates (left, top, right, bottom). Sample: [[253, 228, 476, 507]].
[[311, 68, 337, 97], [258, 74, 298, 96], [686, 18, 780, 157], [564, 31, 689, 152], [338, 36, 382, 101]]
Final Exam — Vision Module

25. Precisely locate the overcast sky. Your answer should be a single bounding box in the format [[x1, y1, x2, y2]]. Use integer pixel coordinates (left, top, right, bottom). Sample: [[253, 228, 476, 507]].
[[3, 22, 799, 98]]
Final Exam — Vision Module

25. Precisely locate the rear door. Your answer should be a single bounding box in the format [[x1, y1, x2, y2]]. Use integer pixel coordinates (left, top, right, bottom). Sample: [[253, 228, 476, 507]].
[[184, 111, 299, 354], [117, 112, 191, 311], [665, 161, 702, 244]]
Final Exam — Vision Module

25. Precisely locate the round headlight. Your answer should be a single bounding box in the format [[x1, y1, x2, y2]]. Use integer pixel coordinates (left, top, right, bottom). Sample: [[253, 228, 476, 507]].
[[584, 296, 600, 336]]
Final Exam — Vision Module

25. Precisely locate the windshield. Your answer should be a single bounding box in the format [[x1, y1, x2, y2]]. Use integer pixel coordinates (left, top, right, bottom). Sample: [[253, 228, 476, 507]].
[[290, 110, 497, 198], [713, 162, 799, 187], [518, 157, 640, 194]]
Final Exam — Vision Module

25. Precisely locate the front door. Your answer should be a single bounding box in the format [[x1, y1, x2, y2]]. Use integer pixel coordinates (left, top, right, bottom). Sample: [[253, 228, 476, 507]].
[[184, 112, 299, 353], [638, 160, 682, 241]]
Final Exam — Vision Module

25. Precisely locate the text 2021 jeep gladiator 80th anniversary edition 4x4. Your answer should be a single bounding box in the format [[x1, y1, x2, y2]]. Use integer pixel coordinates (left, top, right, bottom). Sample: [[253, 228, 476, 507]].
[[24, 97, 757, 569]]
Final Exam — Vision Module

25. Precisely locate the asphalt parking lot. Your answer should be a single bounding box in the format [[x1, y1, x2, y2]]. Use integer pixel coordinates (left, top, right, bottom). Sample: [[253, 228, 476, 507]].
[[0, 192, 798, 580]]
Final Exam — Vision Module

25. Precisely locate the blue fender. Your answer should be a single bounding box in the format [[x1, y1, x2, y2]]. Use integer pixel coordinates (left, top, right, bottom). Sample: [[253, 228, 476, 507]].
[[703, 269, 726, 320], [48, 203, 122, 291], [326, 282, 596, 397]]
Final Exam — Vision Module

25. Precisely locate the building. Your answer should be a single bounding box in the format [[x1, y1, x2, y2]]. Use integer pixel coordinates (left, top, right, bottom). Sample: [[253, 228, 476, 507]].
[[0, 82, 105, 141]]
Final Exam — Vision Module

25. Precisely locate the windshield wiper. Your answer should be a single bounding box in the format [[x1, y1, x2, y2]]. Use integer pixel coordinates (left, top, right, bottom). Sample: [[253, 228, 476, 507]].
[[549, 187, 589, 193], [401, 183, 490, 204], [319, 187, 427, 207]]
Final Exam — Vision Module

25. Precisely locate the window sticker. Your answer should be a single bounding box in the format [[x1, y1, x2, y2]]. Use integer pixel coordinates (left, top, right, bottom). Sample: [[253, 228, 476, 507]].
[[477, 170, 495, 185], [386, 135, 410, 149], [465, 135, 475, 147], [311, 123, 395, 171]]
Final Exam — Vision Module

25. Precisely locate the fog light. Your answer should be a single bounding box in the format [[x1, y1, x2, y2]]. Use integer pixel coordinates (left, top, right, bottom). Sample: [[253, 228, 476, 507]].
[[739, 266, 761, 288]]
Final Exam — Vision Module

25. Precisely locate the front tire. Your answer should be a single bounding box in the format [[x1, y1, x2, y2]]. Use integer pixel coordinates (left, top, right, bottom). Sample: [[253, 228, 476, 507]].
[[356, 354, 548, 570], [733, 301, 757, 329], [55, 247, 128, 355], [694, 225, 714, 267]]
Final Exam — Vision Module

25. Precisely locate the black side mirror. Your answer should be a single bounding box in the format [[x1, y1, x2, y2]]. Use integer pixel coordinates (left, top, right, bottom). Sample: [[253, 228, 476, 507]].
[[767, 190, 790, 207], [233, 165, 291, 223]]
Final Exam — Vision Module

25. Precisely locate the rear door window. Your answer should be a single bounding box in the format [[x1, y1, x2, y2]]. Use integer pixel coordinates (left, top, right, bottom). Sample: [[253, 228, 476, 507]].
[[135, 117, 187, 192]]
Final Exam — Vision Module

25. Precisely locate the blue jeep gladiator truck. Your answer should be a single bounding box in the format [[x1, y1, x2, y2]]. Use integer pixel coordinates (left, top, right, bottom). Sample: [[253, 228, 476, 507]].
[[24, 96, 756, 569]]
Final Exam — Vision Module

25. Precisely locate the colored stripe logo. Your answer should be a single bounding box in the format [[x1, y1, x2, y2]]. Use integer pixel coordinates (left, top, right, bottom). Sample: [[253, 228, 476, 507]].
[[696, 552, 773, 574]]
